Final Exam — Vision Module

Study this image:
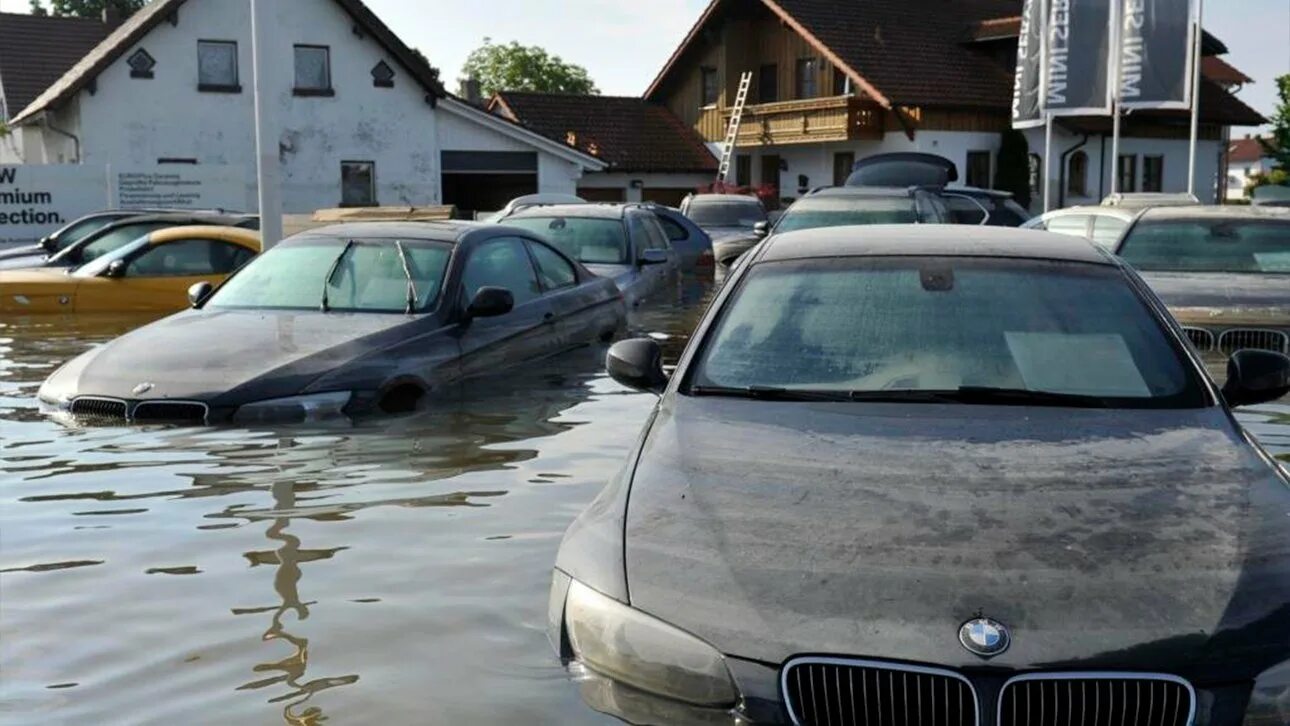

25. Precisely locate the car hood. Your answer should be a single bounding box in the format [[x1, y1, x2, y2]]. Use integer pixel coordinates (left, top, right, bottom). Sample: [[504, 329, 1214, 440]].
[[52, 309, 418, 404], [0, 252, 52, 271], [1139, 271, 1290, 318], [624, 396, 1290, 678]]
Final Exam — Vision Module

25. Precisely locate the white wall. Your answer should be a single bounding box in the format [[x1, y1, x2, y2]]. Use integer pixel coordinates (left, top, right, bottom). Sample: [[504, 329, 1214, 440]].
[[1227, 157, 1272, 200]]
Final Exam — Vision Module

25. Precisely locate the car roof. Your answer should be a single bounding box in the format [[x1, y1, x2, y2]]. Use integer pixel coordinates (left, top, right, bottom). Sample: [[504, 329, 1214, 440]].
[[687, 194, 761, 203], [805, 186, 919, 199], [946, 186, 1013, 200], [297, 221, 484, 242], [757, 225, 1115, 265], [149, 225, 262, 248], [106, 212, 254, 226], [1136, 205, 1290, 222], [1042, 205, 1138, 221], [506, 203, 630, 220]]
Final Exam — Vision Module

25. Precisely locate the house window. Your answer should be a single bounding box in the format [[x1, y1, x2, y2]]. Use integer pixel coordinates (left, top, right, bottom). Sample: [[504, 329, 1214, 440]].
[[966, 150, 991, 188], [1118, 155, 1138, 192], [832, 66, 849, 96], [197, 40, 239, 91], [795, 58, 818, 99], [735, 155, 752, 187], [295, 45, 333, 96], [833, 152, 855, 186], [1067, 150, 1089, 197], [127, 48, 156, 79], [341, 161, 376, 206], [1143, 155, 1164, 192], [758, 64, 778, 103], [700, 66, 719, 107]]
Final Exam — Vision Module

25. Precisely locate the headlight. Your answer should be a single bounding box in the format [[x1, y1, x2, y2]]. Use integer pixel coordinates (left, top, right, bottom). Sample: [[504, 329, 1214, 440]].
[[563, 579, 737, 707], [1245, 660, 1290, 725], [233, 391, 352, 423]]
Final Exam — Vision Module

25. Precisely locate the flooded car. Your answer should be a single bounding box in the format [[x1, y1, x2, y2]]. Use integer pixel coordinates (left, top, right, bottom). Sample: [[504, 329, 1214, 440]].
[[1115, 206, 1290, 372], [37, 221, 625, 424], [502, 204, 680, 307], [0, 212, 259, 271], [548, 226, 1290, 725]]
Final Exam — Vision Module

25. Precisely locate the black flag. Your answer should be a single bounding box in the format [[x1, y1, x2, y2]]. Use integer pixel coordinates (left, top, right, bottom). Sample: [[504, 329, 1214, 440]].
[[1012, 0, 1046, 128], [1045, 0, 1117, 117], [1119, 0, 1199, 110]]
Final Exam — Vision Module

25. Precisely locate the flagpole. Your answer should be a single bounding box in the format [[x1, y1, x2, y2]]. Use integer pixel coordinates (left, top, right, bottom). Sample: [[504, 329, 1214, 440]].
[[1040, 0, 1053, 212], [1186, 0, 1204, 198], [251, 0, 283, 249], [1110, 0, 1123, 197]]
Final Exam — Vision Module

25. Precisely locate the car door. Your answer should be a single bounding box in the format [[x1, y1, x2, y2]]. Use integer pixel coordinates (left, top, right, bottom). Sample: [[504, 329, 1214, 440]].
[[455, 237, 557, 379], [74, 238, 255, 313], [525, 238, 596, 351], [630, 213, 679, 298]]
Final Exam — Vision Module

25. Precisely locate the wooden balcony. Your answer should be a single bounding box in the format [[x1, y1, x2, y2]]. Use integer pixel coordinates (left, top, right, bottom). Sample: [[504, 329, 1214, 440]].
[[717, 96, 885, 146]]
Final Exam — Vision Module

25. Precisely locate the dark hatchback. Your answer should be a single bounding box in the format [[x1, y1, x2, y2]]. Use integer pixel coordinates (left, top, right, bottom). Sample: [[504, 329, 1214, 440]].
[[39, 221, 625, 424], [548, 226, 1290, 725]]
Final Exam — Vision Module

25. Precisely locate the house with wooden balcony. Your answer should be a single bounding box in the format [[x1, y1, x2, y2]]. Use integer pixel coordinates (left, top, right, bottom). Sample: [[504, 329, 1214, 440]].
[[646, 0, 1265, 208]]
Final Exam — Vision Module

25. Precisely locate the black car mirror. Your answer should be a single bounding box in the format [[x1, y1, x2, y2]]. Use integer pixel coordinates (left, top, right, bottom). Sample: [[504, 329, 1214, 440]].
[[1222, 349, 1290, 408], [753, 221, 770, 238], [466, 286, 514, 319], [187, 281, 213, 308], [606, 338, 668, 393], [40, 236, 56, 252], [638, 249, 670, 267], [105, 259, 127, 278]]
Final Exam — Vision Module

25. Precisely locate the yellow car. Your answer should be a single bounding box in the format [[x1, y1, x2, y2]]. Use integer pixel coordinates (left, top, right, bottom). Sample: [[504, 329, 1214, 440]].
[[0, 226, 261, 314]]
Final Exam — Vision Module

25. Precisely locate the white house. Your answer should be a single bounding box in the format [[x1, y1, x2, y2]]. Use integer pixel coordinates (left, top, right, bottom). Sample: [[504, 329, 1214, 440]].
[[1, 0, 604, 217], [1226, 135, 1278, 200]]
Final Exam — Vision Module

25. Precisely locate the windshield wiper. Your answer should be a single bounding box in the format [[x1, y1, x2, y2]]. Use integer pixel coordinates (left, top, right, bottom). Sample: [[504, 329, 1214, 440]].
[[689, 385, 854, 402], [320, 239, 356, 313], [950, 386, 1109, 408], [394, 240, 418, 314]]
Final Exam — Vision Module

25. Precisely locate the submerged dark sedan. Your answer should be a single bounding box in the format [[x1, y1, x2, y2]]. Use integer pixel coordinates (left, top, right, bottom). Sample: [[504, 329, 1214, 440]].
[[549, 226, 1290, 725], [39, 221, 625, 424]]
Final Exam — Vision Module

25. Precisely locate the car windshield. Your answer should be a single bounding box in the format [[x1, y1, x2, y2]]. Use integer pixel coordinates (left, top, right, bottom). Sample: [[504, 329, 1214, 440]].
[[687, 199, 766, 228], [52, 215, 128, 251], [59, 222, 172, 265], [504, 217, 628, 265], [688, 257, 1205, 408], [1118, 218, 1290, 274], [775, 197, 919, 232], [206, 237, 452, 312]]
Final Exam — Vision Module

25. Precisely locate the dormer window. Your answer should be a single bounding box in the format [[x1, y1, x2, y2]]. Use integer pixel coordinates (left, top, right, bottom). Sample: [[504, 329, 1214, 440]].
[[371, 60, 395, 88], [128, 48, 156, 79]]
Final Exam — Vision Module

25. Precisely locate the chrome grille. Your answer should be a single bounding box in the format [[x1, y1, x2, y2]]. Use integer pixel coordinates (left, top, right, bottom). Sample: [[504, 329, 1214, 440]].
[[69, 397, 128, 419], [998, 674, 1195, 726], [783, 658, 976, 726], [1218, 328, 1289, 355], [132, 401, 208, 423], [1181, 327, 1215, 352]]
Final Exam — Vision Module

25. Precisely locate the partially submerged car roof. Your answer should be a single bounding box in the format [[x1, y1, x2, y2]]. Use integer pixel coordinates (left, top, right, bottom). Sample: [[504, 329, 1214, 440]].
[[756, 225, 1115, 265], [299, 220, 487, 243], [505, 203, 631, 220], [1136, 205, 1290, 222], [804, 186, 923, 199]]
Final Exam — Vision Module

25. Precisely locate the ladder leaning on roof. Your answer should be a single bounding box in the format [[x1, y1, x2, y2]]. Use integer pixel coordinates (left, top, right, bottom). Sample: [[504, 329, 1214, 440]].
[[716, 72, 753, 185]]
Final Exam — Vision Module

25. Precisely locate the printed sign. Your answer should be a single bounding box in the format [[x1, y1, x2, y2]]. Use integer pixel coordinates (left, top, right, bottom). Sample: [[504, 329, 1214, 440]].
[[1119, 0, 1199, 110], [0, 165, 107, 246], [1044, 0, 1117, 117], [1012, 0, 1048, 129], [111, 166, 249, 211]]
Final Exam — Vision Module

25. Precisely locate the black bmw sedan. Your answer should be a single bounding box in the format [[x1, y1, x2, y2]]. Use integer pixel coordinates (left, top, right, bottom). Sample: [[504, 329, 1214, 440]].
[[39, 221, 625, 424], [548, 226, 1290, 725]]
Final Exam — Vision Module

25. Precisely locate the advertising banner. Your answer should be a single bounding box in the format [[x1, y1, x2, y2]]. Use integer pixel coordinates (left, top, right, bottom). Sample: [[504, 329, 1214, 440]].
[[1045, 0, 1118, 117], [0, 165, 106, 246], [1118, 0, 1199, 110], [1012, 0, 1048, 128], [111, 165, 250, 211]]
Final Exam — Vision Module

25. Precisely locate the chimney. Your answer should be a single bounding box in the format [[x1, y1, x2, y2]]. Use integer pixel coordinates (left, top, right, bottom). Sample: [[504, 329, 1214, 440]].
[[102, 5, 122, 25], [459, 78, 482, 105]]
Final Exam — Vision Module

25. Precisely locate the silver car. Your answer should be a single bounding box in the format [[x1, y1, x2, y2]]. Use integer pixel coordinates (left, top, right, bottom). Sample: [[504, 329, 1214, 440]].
[[1023, 205, 1140, 249]]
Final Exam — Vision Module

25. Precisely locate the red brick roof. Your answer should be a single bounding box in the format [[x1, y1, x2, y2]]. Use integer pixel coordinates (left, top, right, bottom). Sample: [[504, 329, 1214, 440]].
[[489, 92, 717, 174], [1202, 56, 1253, 86], [1229, 136, 1274, 164], [0, 11, 116, 120]]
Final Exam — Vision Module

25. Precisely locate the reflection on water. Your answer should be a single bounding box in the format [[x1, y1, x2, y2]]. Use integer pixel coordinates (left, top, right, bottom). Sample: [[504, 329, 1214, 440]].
[[2, 279, 1287, 724]]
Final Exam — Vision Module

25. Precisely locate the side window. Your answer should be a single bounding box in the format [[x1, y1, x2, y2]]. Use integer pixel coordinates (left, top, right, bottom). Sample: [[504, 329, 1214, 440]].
[[626, 216, 652, 258], [460, 238, 541, 307], [656, 215, 689, 242], [528, 241, 578, 291], [125, 239, 251, 277], [1091, 215, 1129, 249], [915, 193, 947, 224], [643, 217, 671, 250], [1046, 214, 1092, 239]]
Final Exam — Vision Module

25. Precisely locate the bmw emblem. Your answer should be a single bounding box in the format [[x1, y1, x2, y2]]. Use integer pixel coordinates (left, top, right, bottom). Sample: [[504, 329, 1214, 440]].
[[132, 382, 155, 395], [959, 617, 1010, 658]]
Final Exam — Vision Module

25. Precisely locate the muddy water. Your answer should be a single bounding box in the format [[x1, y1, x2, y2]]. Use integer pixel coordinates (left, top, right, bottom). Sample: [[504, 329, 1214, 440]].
[[2, 284, 1288, 725]]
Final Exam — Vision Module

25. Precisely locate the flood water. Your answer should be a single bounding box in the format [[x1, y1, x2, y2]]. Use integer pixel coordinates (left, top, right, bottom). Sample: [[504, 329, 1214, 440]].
[[2, 279, 1288, 725]]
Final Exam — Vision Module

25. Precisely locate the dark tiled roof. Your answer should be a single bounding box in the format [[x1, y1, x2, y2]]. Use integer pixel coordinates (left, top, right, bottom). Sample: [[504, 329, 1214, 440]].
[[1229, 136, 1274, 164], [0, 11, 116, 120], [11, 0, 444, 126], [490, 92, 717, 174], [1203, 56, 1253, 86]]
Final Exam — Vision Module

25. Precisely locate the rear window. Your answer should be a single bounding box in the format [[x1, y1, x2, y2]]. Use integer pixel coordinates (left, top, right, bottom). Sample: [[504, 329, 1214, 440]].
[[686, 199, 767, 228], [1118, 219, 1290, 273], [776, 197, 920, 232], [504, 216, 628, 265]]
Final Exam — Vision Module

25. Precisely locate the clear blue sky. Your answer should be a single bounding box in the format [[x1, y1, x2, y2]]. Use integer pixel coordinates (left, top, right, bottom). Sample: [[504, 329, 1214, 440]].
[[5, 0, 1286, 127]]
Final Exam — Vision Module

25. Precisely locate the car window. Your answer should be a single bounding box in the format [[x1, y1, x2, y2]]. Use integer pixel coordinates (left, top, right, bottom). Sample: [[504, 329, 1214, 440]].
[[1045, 214, 1092, 239], [70, 222, 172, 263], [504, 216, 629, 265], [125, 239, 253, 277], [206, 238, 451, 312], [528, 241, 578, 290], [1118, 219, 1290, 273], [641, 216, 671, 251], [461, 238, 542, 306], [689, 256, 1204, 408], [54, 215, 128, 250], [914, 192, 948, 224], [944, 196, 986, 225], [1091, 215, 1129, 249], [686, 200, 767, 228], [776, 197, 919, 232], [656, 215, 689, 242]]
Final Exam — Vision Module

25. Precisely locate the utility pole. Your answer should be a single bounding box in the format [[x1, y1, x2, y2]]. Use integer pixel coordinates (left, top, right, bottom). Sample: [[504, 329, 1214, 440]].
[[250, 0, 283, 248]]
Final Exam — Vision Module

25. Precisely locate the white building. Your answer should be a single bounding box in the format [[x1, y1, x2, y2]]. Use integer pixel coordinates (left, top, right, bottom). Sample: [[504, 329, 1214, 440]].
[[1226, 135, 1278, 201], [1, 0, 604, 216]]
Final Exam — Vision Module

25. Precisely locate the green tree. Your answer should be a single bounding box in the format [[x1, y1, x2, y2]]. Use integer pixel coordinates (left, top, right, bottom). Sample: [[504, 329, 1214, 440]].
[[1259, 74, 1290, 172], [28, 0, 146, 18], [461, 39, 598, 97], [994, 129, 1032, 209]]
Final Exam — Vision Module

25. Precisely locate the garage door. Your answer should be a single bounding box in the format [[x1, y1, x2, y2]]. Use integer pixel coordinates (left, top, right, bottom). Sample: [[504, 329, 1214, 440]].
[[441, 151, 538, 218]]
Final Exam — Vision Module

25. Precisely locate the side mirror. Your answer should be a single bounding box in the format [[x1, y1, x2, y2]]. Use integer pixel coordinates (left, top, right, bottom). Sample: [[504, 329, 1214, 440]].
[[638, 248, 670, 267], [105, 259, 127, 278], [188, 281, 213, 308], [753, 221, 770, 238], [606, 338, 668, 393], [1222, 349, 1290, 408], [40, 236, 56, 252], [466, 286, 514, 319]]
